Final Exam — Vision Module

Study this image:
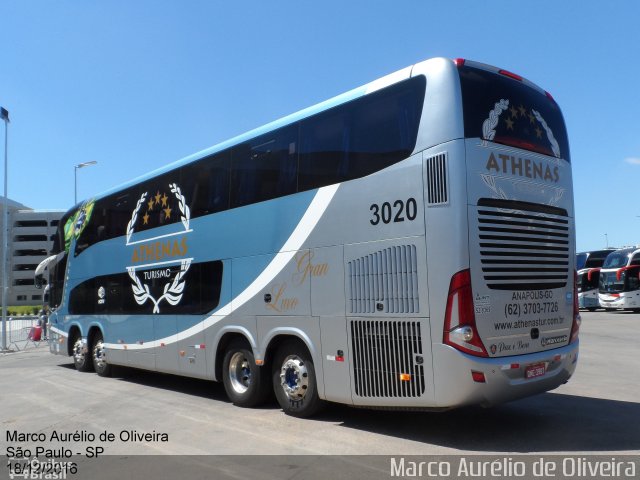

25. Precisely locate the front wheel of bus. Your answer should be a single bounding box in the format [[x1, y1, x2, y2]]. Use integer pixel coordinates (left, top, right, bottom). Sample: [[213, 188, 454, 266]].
[[272, 339, 325, 418], [222, 339, 270, 408], [72, 336, 93, 373], [92, 333, 112, 377]]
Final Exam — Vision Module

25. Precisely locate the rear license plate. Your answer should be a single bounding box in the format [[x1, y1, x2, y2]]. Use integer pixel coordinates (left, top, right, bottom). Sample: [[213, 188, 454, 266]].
[[525, 363, 546, 379]]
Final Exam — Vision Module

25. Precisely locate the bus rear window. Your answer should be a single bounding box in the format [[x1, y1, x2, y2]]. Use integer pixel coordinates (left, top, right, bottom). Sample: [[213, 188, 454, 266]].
[[458, 65, 570, 162]]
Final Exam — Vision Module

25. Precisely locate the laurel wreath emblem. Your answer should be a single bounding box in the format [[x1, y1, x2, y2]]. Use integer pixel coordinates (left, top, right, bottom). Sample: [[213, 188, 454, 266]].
[[125, 184, 192, 314], [127, 260, 192, 314], [482, 99, 509, 142]]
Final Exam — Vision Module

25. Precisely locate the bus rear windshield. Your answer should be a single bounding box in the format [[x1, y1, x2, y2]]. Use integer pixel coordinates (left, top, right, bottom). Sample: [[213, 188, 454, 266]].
[[459, 65, 570, 162]]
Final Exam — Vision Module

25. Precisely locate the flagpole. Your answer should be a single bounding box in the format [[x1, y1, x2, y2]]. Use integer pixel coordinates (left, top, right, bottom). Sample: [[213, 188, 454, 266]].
[[1, 107, 9, 352]]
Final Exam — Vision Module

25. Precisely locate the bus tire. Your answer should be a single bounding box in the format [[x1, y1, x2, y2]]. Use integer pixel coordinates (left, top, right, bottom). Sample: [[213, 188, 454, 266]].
[[272, 339, 325, 418], [72, 335, 93, 373], [92, 332, 112, 377], [222, 339, 270, 408]]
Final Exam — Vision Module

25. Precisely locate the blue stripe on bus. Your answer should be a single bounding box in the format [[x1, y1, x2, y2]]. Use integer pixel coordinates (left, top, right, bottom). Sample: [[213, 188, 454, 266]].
[[63, 189, 318, 340]]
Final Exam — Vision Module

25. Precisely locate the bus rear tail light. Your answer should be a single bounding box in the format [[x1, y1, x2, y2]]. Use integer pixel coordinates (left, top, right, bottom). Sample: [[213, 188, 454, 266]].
[[570, 270, 581, 344], [443, 269, 488, 357]]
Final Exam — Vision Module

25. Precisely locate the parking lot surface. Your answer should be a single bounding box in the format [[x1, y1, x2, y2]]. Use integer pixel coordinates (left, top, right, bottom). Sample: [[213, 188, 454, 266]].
[[1, 310, 638, 459]]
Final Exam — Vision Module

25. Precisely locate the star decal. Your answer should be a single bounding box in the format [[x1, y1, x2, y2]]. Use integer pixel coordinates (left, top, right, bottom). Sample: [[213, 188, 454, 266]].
[[505, 117, 515, 130], [164, 206, 172, 219]]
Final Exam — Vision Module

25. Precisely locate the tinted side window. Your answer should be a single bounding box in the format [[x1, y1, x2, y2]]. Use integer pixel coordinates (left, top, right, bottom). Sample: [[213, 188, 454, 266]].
[[299, 76, 425, 191], [184, 152, 231, 217], [299, 110, 348, 191], [69, 260, 223, 315], [348, 79, 425, 177], [231, 126, 298, 208]]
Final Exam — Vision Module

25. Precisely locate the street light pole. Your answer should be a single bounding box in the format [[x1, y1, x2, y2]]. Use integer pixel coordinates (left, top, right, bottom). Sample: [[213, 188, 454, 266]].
[[74, 161, 97, 204], [1, 107, 10, 352]]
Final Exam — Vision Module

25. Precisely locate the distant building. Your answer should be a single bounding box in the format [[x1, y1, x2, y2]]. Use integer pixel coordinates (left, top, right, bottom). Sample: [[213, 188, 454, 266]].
[[1, 197, 65, 306]]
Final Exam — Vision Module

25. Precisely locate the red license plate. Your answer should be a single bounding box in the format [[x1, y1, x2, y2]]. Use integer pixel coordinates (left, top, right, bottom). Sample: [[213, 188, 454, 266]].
[[525, 363, 546, 379]]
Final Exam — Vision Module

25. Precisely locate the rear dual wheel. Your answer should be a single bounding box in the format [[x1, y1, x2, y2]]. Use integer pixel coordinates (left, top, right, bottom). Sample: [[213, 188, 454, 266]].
[[72, 332, 111, 377], [72, 336, 93, 372], [92, 332, 112, 377], [272, 339, 325, 418]]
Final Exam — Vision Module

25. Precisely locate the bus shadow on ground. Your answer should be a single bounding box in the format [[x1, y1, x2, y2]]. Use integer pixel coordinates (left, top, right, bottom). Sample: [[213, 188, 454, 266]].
[[328, 393, 640, 453], [62, 362, 639, 452]]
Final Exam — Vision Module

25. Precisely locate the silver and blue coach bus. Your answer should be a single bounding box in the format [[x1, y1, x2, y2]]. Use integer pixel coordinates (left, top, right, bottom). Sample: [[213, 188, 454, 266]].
[[39, 58, 579, 417]]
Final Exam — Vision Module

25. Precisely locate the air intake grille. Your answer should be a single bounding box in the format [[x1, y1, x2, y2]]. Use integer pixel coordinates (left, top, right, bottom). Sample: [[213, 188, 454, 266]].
[[348, 245, 418, 314], [425, 153, 448, 205], [477, 198, 570, 290], [351, 320, 425, 398]]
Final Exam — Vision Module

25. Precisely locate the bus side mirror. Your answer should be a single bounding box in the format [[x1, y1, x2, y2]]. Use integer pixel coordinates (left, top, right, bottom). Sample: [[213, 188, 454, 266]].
[[35, 274, 44, 289]]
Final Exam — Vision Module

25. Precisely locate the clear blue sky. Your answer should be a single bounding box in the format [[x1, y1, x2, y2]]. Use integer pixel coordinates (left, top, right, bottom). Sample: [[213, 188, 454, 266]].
[[1, 1, 638, 252]]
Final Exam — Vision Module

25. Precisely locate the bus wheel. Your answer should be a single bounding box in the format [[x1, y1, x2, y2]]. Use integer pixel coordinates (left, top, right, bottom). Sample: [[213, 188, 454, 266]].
[[222, 339, 270, 408], [92, 332, 112, 377], [272, 339, 325, 418], [72, 336, 93, 372]]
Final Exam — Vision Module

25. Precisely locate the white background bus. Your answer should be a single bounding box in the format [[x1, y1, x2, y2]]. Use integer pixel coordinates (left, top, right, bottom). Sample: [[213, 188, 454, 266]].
[[598, 247, 640, 312], [576, 249, 615, 311]]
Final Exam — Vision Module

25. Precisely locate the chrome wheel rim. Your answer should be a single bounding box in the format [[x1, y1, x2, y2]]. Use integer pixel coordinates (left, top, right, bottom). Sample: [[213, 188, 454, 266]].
[[228, 352, 252, 394], [93, 340, 107, 369], [279, 356, 309, 401], [73, 339, 86, 365]]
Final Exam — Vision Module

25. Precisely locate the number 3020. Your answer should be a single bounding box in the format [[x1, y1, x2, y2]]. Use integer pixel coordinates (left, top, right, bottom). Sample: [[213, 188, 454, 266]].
[[369, 198, 418, 225]]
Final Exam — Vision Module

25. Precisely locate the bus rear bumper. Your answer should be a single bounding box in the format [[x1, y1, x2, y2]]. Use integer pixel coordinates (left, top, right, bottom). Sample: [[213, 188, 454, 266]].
[[432, 341, 579, 408]]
